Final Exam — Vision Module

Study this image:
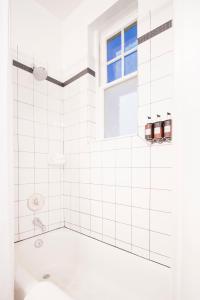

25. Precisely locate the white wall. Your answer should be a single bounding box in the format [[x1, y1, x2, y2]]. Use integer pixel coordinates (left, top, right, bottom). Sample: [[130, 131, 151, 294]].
[[0, 0, 14, 299], [11, 0, 62, 78], [173, 0, 200, 299], [61, 0, 120, 76]]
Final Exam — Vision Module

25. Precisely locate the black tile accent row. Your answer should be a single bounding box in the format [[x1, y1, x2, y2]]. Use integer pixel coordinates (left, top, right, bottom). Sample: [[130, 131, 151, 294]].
[[63, 68, 95, 87], [13, 60, 33, 73], [13, 59, 95, 87], [138, 20, 172, 44], [13, 20, 172, 87]]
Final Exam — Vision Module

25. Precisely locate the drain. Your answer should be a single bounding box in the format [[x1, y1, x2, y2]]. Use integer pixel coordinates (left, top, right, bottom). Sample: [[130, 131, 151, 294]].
[[43, 274, 50, 280], [34, 239, 43, 248]]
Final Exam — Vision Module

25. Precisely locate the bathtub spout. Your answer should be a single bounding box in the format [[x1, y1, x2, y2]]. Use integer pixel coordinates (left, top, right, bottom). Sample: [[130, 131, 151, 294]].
[[32, 217, 46, 232]]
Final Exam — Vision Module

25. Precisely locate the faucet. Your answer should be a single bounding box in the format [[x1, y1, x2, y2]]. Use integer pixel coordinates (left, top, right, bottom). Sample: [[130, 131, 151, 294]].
[[33, 217, 46, 232]]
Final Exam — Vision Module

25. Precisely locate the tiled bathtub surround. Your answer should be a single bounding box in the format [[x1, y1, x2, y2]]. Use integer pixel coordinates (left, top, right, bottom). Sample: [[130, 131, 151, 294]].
[[63, 3, 173, 267], [13, 0, 173, 268], [13, 51, 64, 241]]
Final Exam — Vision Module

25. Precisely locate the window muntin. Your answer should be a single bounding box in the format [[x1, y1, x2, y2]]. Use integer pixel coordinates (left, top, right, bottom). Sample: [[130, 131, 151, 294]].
[[106, 22, 137, 84]]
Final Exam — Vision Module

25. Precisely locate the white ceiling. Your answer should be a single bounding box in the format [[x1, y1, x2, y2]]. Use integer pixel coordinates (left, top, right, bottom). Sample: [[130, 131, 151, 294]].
[[34, 0, 84, 20]]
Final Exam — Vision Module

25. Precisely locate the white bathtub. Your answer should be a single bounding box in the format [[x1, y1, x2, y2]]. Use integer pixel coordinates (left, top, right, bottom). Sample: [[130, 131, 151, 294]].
[[15, 228, 172, 300]]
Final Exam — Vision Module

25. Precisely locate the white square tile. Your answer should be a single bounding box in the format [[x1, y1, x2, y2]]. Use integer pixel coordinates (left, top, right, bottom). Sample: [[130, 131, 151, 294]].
[[116, 168, 131, 186], [19, 152, 34, 168], [91, 168, 101, 184], [70, 211, 80, 226], [102, 185, 115, 203], [138, 40, 150, 65], [70, 196, 79, 211], [80, 183, 90, 198], [132, 227, 149, 250], [138, 62, 150, 86], [91, 200, 102, 217], [102, 168, 115, 185], [116, 223, 131, 244], [151, 189, 172, 212], [133, 188, 149, 209], [91, 185, 101, 201], [35, 168, 48, 183], [35, 123, 48, 139], [151, 29, 173, 59], [116, 205, 131, 225], [150, 232, 171, 257], [151, 144, 173, 168], [49, 182, 61, 197], [151, 168, 173, 190], [116, 186, 131, 206], [102, 150, 116, 168], [103, 219, 115, 238], [151, 75, 173, 102], [116, 149, 131, 167], [150, 252, 171, 266], [35, 92, 47, 110], [133, 147, 150, 167], [35, 138, 48, 153], [34, 107, 47, 124], [18, 119, 34, 136], [132, 207, 149, 229], [150, 211, 172, 235], [138, 83, 150, 107], [151, 2, 173, 29], [80, 197, 90, 214], [103, 202, 115, 220], [132, 168, 150, 188], [49, 210, 61, 225], [19, 215, 33, 232], [19, 169, 34, 184], [18, 136, 34, 152], [18, 86, 33, 105], [91, 216, 102, 233], [80, 213, 90, 229], [151, 52, 173, 81], [18, 102, 33, 121]]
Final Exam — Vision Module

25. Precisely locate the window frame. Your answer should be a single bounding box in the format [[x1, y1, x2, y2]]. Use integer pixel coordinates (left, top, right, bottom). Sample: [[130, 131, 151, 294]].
[[95, 13, 138, 140], [102, 19, 138, 90]]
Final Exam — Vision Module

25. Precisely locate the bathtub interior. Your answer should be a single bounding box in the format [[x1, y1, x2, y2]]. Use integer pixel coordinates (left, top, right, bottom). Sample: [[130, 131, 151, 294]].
[[15, 228, 172, 300]]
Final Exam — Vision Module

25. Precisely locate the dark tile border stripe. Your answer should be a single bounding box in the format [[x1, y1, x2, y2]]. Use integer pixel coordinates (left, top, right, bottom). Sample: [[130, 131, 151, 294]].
[[13, 20, 172, 87], [13, 60, 33, 73], [138, 20, 172, 44], [63, 68, 95, 87], [13, 60, 95, 87]]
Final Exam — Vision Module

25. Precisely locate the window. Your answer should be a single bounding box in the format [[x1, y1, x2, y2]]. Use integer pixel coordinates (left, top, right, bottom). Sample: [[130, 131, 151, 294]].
[[102, 21, 138, 139], [104, 77, 138, 138], [106, 23, 137, 83]]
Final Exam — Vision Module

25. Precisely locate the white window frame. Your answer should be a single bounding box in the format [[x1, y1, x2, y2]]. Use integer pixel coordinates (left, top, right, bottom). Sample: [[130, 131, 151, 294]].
[[105, 21, 138, 88], [96, 12, 138, 140]]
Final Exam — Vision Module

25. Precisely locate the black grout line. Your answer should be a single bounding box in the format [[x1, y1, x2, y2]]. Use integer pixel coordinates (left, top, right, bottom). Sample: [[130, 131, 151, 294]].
[[64, 226, 170, 268]]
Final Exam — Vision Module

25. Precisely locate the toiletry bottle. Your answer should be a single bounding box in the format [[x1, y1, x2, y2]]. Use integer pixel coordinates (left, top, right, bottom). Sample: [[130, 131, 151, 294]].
[[163, 112, 172, 141], [154, 114, 164, 142], [145, 116, 154, 142]]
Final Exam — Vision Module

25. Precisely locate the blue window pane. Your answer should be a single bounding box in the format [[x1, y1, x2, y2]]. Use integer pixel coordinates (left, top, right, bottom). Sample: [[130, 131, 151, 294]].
[[124, 23, 137, 52], [107, 59, 122, 82], [107, 33, 121, 61], [124, 51, 137, 75]]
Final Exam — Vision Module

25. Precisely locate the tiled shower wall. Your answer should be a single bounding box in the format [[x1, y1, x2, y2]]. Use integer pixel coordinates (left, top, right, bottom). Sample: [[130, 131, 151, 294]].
[[13, 52, 64, 242], [63, 3, 173, 267], [13, 0, 173, 268]]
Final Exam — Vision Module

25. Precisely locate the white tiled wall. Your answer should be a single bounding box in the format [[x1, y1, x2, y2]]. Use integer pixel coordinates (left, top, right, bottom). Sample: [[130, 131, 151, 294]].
[[63, 1, 173, 267], [13, 51, 64, 242], [13, 0, 173, 267]]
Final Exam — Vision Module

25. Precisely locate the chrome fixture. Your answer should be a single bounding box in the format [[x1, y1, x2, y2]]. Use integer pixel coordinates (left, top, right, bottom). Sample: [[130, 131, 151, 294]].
[[33, 217, 46, 232]]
